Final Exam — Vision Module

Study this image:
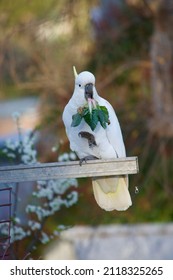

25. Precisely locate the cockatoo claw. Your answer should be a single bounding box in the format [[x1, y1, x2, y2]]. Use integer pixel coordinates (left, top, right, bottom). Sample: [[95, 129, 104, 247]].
[[79, 155, 99, 166]]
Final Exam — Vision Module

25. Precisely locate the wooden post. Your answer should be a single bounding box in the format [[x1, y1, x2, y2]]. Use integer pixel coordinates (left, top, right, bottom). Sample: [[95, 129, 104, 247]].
[[0, 157, 139, 184]]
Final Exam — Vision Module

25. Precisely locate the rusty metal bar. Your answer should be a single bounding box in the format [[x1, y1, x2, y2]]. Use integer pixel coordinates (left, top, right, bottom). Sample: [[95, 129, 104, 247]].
[[0, 187, 12, 259]]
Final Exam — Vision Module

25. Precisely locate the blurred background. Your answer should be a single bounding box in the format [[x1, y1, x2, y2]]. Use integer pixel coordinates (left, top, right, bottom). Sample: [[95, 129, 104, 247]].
[[0, 0, 173, 259]]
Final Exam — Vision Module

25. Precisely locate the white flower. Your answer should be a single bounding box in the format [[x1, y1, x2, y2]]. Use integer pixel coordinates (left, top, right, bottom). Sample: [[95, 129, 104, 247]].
[[51, 146, 58, 152], [53, 230, 60, 236], [37, 180, 46, 186], [21, 154, 31, 164], [12, 111, 21, 122], [58, 152, 69, 162], [26, 205, 50, 220], [57, 225, 67, 230], [10, 225, 28, 243], [48, 197, 62, 213], [35, 185, 54, 200], [28, 220, 41, 231], [5, 139, 16, 150], [7, 152, 16, 158], [66, 191, 78, 207], [69, 152, 77, 160], [26, 205, 36, 213], [40, 232, 50, 244], [0, 223, 9, 236], [50, 178, 78, 195], [14, 217, 21, 224]]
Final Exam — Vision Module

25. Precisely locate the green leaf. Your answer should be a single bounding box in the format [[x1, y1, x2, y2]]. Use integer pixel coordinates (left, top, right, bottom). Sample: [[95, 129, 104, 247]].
[[92, 109, 99, 130], [71, 104, 110, 131], [71, 113, 82, 127], [98, 109, 107, 129], [97, 106, 110, 128], [84, 109, 98, 131], [100, 106, 109, 121]]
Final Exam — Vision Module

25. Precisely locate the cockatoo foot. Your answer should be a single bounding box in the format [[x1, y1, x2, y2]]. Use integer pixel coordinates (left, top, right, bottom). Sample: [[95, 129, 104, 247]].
[[79, 155, 99, 166], [78, 131, 97, 148]]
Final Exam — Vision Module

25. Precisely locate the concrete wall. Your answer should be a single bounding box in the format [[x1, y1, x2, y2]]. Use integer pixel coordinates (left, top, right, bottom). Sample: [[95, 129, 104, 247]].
[[45, 223, 173, 260]]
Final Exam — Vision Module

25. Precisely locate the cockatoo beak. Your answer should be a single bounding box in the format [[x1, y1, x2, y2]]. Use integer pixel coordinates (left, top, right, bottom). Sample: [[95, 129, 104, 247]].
[[85, 83, 96, 113], [73, 66, 78, 79]]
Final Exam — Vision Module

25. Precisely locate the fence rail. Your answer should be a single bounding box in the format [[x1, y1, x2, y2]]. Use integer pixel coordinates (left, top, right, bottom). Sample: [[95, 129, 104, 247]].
[[0, 157, 139, 183]]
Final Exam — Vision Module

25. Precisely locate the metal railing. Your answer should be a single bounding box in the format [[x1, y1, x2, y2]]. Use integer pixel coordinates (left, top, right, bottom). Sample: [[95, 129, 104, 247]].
[[0, 187, 12, 259]]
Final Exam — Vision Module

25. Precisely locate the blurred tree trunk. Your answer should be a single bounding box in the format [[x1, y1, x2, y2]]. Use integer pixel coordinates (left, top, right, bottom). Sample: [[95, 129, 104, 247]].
[[128, 0, 173, 195], [145, 0, 173, 195], [148, 0, 173, 137]]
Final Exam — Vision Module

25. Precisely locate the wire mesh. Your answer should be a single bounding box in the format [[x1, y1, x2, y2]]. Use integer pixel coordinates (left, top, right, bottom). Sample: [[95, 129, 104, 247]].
[[0, 187, 12, 259]]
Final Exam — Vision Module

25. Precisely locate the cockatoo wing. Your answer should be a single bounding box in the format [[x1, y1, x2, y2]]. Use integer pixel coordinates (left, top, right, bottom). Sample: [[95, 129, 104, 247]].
[[97, 97, 126, 157], [91, 96, 132, 211]]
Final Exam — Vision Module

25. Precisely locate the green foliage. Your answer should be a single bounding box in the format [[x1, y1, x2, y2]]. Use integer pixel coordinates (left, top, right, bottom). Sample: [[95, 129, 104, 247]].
[[0, 0, 59, 24], [71, 104, 110, 131]]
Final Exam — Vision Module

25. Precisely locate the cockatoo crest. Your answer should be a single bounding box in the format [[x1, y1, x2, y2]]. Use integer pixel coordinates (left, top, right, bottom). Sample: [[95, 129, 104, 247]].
[[73, 66, 78, 78]]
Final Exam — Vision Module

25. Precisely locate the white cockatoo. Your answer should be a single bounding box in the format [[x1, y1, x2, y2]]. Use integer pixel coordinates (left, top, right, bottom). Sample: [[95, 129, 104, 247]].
[[62, 67, 132, 211]]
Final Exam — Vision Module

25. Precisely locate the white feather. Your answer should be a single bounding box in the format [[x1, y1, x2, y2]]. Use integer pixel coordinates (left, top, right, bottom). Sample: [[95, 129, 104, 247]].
[[62, 71, 132, 211]]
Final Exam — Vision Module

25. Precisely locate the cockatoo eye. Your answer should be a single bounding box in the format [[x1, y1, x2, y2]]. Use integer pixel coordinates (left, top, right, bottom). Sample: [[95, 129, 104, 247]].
[[79, 84, 81, 87]]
